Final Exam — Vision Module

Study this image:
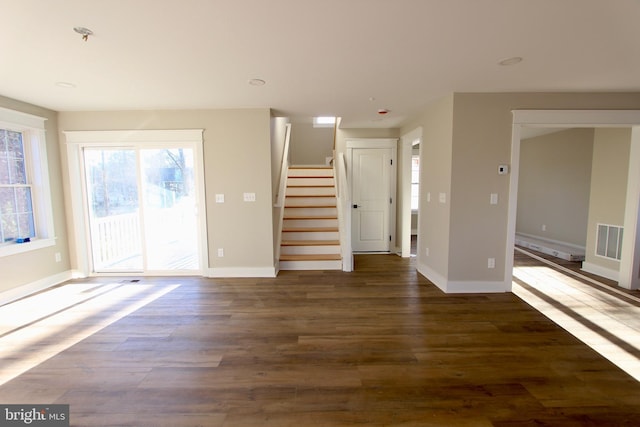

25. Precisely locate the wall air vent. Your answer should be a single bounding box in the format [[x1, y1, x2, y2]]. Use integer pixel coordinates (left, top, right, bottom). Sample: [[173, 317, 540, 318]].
[[596, 223, 623, 261]]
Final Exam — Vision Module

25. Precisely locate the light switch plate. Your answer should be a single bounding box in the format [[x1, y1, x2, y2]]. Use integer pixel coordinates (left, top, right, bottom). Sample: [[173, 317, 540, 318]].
[[215, 194, 224, 203], [243, 192, 256, 202]]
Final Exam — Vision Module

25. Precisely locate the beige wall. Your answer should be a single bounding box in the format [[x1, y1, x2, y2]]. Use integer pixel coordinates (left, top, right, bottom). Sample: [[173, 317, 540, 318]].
[[6, 91, 640, 295], [517, 128, 594, 247], [289, 121, 334, 165], [584, 128, 631, 273], [401, 92, 640, 290], [57, 109, 274, 272], [401, 95, 454, 284], [0, 95, 70, 293]]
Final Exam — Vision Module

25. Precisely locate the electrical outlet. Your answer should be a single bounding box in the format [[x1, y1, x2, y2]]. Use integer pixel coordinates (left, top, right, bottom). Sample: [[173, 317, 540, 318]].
[[541, 224, 547, 232], [490, 193, 498, 205], [217, 248, 224, 257], [425, 247, 430, 256], [488, 258, 495, 269], [55, 252, 61, 263]]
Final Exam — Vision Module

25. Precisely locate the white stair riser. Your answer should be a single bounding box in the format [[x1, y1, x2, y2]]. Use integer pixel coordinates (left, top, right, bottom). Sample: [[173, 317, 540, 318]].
[[284, 207, 337, 217], [288, 169, 333, 177], [280, 167, 342, 271], [283, 219, 338, 228], [279, 260, 342, 270], [287, 177, 335, 186], [282, 231, 339, 240], [285, 197, 336, 207], [286, 187, 335, 196], [280, 245, 341, 255]]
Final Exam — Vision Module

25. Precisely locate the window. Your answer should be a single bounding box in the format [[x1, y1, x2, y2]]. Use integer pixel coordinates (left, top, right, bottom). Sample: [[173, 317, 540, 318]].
[[0, 107, 54, 257], [411, 154, 420, 210], [313, 116, 336, 128], [0, 129, 34, 241]]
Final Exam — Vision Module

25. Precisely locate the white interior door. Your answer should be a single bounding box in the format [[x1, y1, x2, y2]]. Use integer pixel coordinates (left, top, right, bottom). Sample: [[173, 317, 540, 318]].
[[351, 147, 393, 252]]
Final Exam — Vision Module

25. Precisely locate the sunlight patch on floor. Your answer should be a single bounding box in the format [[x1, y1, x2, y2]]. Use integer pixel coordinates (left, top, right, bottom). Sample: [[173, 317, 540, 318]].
[[513, 260, 640, 382], [0, 281, 179, 386]]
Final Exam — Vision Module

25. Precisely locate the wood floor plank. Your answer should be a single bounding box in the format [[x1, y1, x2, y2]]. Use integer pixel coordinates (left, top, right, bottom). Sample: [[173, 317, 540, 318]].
[[1, 252, 640, 425]]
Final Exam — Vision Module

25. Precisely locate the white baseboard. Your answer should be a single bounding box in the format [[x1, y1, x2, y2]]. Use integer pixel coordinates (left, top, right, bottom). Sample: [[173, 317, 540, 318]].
[[417, 262, 508, 293], [417, 261, 447, 291], [442, 280, 508, 293], [0, 270, 73, 306], [206, 267, 277, 278], [515, 233, 585, 262], [581, 262, 619, 282]]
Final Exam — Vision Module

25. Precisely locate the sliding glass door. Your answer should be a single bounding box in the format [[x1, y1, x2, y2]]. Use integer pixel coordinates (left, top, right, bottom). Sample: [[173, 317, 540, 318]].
[[84, 146, 199, 273]]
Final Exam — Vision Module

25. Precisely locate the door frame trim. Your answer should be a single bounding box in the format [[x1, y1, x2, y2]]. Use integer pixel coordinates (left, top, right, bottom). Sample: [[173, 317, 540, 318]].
[[346, 138, 398, 253], [507, 110, 640, 291], [64, 129, 207, 277]]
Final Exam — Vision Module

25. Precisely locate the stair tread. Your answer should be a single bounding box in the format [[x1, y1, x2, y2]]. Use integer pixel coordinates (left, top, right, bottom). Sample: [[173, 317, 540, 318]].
[[283, 227, 339, 232], [281, 240, 340, 246], [280, 254, 342, 261]]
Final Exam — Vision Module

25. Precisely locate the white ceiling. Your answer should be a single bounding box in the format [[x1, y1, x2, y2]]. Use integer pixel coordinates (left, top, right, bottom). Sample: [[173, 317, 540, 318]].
[[1, 0, 639, 128]]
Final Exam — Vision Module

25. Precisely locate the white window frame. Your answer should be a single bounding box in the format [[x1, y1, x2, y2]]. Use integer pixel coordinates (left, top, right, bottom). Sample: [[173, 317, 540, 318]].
[[64, 129, 207, 277], [0, 107, 54, 257]]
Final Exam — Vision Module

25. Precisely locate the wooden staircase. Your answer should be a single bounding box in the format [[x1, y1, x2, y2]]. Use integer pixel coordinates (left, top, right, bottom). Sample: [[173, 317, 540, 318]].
[[279, 166, 342, 270]]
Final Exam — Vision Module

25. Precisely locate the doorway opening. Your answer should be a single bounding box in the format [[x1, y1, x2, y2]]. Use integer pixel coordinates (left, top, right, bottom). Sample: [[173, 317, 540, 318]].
[[506, 110, 640, 291], [84, 147, 199, 272], [346, 139, 397, 254], [64, 130, 207, 277]]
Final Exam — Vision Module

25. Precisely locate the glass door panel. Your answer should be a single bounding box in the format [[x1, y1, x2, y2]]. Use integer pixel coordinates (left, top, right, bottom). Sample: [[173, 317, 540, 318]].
[[140, 148, 199, 270], [84, 148, 143, 272]]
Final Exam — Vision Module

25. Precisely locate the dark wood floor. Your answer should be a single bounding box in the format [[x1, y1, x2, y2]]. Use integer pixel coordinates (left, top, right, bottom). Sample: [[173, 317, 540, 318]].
[[1, 254, 640, 426]]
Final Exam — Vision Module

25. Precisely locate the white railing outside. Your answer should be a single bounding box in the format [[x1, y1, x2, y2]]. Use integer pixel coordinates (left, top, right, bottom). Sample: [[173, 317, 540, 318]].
[[335, 152, 353, 272], [91, 212, 141, 268]]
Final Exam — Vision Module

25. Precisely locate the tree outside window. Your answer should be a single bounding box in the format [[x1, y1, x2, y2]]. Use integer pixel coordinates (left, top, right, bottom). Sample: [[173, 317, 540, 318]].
[[0, 129, 35, 242]]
